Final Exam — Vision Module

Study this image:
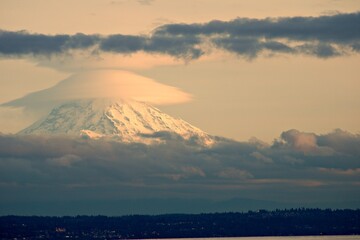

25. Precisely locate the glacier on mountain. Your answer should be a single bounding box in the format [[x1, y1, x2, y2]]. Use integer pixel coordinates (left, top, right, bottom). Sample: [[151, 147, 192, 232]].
[[19, 98, 214, 146]]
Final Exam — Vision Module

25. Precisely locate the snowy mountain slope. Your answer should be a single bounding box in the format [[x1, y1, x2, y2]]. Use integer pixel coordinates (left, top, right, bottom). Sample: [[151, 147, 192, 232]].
[[19, 99, 214, 145]]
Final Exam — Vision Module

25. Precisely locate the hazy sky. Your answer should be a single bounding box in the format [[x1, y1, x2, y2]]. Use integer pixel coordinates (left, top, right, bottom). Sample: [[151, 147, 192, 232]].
[[1, 0, 359, 141], [0, 0, 360, 215]]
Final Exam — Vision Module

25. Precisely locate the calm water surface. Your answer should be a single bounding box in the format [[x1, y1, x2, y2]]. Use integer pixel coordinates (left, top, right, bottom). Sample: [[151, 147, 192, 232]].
[[165, 236, 360, 240]]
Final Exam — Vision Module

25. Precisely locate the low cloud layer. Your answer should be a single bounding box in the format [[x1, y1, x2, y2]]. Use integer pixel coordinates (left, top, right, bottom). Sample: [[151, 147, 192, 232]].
[[0, 12, 359, 60], [0, 129, 359, 214]]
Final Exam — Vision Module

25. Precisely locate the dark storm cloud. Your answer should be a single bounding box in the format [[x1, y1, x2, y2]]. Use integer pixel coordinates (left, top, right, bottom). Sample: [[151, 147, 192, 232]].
[[0, 12, 359, 59], [0, 129, 359, 207]]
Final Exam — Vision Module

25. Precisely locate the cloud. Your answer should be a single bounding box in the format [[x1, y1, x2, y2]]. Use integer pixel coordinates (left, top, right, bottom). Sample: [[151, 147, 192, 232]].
[[218, 168, 253, 179], [317, 129, 360, 155], [0, 12, 359, 61], [274, 129, 360, 157], [319, 167, 360, 176], [110, 0, 155, 6], [0, 30, 100, 56], [137, 0, 155, 5], [99, 34, 145, 53], [250, 151, 273, 163], [156, 12, 360, 58], [0, 129, 359, 211], [1, 70, 192, 116], [0, 30, 202, 61], [155, 12, 360, 41], [279, 129, 322, 153], [35, 51, 182, 72], [47, 154, 82, 167], [99, 34, 203, 59]]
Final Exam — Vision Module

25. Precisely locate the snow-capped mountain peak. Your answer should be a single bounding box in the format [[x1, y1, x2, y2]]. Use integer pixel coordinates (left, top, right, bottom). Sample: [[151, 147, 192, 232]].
[[19, 98, 214, 146]]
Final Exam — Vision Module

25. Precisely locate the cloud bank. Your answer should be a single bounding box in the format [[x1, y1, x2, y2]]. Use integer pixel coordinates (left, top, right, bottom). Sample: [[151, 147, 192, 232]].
[[0, 129, 359, 214], [0, 12, 359, 60]]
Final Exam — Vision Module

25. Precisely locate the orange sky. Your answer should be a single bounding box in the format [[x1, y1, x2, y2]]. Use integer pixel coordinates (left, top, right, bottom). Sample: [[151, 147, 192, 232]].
[[0, 0, 359, 142]]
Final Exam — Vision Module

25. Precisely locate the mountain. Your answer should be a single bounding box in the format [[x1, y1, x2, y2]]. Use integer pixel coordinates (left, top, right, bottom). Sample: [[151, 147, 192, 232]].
[[19, 98, 214, 145]]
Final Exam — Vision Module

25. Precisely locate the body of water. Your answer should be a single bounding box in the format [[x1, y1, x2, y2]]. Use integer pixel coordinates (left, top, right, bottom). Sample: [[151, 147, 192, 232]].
[[166, 236, 360, 240]]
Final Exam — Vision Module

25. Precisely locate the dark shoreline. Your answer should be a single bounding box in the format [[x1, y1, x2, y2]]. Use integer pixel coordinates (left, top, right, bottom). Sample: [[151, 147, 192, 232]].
[[1, 208, 359, 239]]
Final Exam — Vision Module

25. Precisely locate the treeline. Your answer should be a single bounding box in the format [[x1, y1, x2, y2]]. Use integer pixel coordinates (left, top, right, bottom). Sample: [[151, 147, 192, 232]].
[[1, 208, 359, 239]]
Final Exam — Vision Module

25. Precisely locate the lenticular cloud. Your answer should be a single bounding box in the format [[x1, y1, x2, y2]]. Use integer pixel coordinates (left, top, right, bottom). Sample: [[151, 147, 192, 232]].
[[2, 70, 192, 115]]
